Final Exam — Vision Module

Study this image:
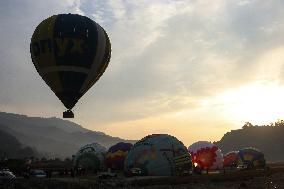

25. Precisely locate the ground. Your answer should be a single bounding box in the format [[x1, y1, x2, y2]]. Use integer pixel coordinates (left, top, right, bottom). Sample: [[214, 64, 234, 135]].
[[1, 165, 284, 189]]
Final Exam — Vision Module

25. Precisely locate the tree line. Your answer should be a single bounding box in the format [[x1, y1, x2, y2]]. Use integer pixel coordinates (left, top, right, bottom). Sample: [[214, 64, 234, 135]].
[[242, 119, 284, 129]]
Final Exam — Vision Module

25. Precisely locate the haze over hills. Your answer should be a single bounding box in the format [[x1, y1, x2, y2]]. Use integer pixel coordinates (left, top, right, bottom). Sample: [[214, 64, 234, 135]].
[[0, 129, 38, 159], [0, 112, 135, 158], [1, 111, 284, 162], [215, 123, 284, 162]]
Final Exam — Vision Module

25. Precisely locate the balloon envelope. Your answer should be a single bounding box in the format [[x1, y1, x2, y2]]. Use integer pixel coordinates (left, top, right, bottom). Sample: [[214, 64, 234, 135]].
[[223, 151, 238, 167], [124, 134, 192, 176], [74, 143, 106, 171], [188, 141, 223, 169], [30, 14, 111, 111], [105, 142, 133, 170], [237, 147, 265, 168]]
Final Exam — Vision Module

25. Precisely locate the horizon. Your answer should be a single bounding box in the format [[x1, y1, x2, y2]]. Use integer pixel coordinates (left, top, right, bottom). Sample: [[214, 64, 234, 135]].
[[1, 1, 284, 146], [1, 110, 282, 148]]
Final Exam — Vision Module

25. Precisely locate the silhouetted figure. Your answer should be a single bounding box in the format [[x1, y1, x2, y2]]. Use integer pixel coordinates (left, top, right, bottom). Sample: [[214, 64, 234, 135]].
[[48, 169, 52, 179], [71, 169, 75, 178]]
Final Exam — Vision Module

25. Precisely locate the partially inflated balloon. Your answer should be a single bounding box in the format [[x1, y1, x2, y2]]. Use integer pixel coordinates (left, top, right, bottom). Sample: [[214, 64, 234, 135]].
[[237, 147, 265, 168], [73, 143, 107, 171], [105, 142, 133, 170], [124, 134, 192, 176], [30, 14, 111, 117], [223, 151, 238, 167], [188, 141, 223, 170]]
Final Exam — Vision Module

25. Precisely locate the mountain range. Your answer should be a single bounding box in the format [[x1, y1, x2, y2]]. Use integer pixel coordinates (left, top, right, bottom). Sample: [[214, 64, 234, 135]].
[[1, 111, 284, 162], [0, 112, 135, 158], [215, 125, 284, 162]]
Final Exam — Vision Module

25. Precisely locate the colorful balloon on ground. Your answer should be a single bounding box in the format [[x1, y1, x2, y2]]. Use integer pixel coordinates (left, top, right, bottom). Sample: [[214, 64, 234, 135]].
[[30, 14, 111, 118], [73, 143, 107, 171], [124, 134, 192, 176], [237, 147, 265, 168], [105, 142, 133, 170], [188, 141, 223, 169], [223, 151, 238, 167]]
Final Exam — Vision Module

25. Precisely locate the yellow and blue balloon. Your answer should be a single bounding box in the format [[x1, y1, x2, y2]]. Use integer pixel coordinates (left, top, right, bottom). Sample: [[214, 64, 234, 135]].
[[30, 14, 111, 118]]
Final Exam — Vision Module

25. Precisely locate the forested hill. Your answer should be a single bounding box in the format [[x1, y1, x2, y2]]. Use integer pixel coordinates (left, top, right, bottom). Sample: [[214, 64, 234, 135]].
[[215, 124, 284, 162], [2, 111, 284, 162], [0, 112, 135, 159], [0, 129, 38, 159]]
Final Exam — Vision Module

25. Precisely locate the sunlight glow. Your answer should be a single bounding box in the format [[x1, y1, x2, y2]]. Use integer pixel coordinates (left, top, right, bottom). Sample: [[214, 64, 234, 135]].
[[216, 82, 284, 125]]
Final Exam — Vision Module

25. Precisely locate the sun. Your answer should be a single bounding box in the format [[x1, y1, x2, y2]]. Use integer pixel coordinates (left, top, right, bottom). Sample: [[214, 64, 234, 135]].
[[215, 82, 284, 125]]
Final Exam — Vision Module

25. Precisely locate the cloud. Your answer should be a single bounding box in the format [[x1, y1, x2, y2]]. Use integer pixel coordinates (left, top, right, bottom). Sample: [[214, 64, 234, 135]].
[[0, 0, 80, 115], [1, 0, 284, 143], [76, 0, 284, 125]]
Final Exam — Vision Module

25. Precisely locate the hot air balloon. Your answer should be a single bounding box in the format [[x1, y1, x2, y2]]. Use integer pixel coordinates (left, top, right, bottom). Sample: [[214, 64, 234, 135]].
[[237, 147, 265, 169], [188, 141, 223, 170], [124, 134, 192, 176], [30, 14, 111, 118], [105, 142, 133, 170], [223, 151, 238, 168], [73, 143, 106, 171]]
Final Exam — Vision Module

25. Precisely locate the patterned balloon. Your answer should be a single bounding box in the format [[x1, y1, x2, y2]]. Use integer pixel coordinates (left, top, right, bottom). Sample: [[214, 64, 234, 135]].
[[74, 143, 107, 170], [237, 147, 265, 168], [124, 134, 192, 176], [188, 141, 223, 169], [30, 14, 111, 117], [223, 151, 238, 167], [105, 142, 133, 170]]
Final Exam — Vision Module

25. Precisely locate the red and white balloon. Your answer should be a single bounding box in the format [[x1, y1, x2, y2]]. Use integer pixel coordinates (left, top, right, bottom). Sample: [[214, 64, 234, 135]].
[[188, 141, 223, 169]]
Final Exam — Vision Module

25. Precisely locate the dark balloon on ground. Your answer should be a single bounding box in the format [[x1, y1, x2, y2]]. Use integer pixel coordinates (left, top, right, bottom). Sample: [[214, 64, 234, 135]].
[[223, 151, 238, 168], [105, 142, 133, 170], [237, 147, 266, 168], [73, 143, 106, 172]]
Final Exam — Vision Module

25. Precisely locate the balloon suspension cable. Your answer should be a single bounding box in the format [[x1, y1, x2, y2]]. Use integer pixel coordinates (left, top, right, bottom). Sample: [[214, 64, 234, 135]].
[[63, 109, 74, 118]]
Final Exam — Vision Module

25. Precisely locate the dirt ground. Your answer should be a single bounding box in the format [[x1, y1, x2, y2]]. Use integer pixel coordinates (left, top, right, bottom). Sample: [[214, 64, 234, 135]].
[[1, 167, 284, 189], [138, 173, 284, 189]]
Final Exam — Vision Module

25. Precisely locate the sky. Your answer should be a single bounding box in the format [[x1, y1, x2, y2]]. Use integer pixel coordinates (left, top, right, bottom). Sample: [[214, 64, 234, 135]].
[[1, 0, 284, 146]]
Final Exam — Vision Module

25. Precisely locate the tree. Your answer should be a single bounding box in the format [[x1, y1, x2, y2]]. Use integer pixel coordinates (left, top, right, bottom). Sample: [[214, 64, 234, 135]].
[[275, 120, 284, 127], [242, 122, 253, 129]]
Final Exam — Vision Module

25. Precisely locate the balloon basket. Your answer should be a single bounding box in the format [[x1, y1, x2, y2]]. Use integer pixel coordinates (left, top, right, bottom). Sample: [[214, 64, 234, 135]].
[[63, 110, 74, 118]]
